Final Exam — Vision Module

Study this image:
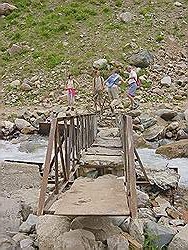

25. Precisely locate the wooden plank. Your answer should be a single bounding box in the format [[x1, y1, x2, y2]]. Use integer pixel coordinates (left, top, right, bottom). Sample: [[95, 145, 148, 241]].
[[37, 118, 58, 215], [92, 137, 122, 148], [52, 175, 130, 216], [84, 147, 122, 156], [121, 232, 143, 250]]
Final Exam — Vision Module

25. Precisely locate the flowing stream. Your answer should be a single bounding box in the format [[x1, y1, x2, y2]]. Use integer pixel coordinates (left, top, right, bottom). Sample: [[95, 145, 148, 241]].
[[0, 137, 188, 186]]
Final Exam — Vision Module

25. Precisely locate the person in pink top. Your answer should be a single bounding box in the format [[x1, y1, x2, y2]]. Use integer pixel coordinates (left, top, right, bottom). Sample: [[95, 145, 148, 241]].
[[66, 74, 79, 111]]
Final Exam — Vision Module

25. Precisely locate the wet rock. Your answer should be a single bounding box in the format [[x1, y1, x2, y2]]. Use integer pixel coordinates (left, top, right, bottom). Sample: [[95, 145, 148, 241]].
[[36, 215, 71, 250], [0, 3, 17, 16], [156, 139, 188, 159], [137, 190, 149, 208], [156, 109, 177, 121], [55, 229, 104, 250], [71, 216, 122, 242], [129, 50, 154, 68], [93, 59, 108, 69], [0, 234, 17, 250], [19, 214, 38, 234], [9, 79, 21, 87], [145, 221, 176, 249], [160, 76, 172, 87], [107, 234, 129, 249], [119, 12, 133, 23], [168, 224, 188, 250]]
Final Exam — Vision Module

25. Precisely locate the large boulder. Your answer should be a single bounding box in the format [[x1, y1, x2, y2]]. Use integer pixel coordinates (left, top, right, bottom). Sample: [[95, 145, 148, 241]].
[[0, 3, 17, 16], [0, 234, 17, 250], [71, 216, 122, 242], [156, 109, 177, 121], [168, 224, 188, 249], [93, 59, 108, 69], [129, 50, 154, 68], [36, 215, 71, 250], [15, 118, 32, 130], [156, 139, 188, 159], [145, 221, 176, 249], [54, 229, 104, 250]]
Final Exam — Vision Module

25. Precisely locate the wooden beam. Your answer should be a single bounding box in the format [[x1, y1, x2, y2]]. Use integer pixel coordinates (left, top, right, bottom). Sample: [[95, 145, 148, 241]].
[[37, 118, 57, 216]]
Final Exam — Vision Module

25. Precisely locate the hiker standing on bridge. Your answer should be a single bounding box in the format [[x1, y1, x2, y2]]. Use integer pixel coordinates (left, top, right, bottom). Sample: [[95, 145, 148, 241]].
[[93, 69, 105, 111], [105, 69, 126, 109], [66, 74, 79, 111], [127, 66, 139, 109]]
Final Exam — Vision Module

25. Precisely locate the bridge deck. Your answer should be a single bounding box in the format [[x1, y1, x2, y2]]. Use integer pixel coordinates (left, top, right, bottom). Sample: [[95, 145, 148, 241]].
[[51, 175, 130, 216]]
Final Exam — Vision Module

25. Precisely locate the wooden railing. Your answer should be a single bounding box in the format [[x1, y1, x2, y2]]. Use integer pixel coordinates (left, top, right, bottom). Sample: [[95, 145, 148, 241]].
[[37, 113, 97, 215], [121, 115, 138, 218]]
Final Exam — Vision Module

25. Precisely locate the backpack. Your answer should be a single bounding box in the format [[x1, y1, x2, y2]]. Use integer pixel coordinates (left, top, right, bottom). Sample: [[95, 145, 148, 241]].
[[107, 74, 120, 88]]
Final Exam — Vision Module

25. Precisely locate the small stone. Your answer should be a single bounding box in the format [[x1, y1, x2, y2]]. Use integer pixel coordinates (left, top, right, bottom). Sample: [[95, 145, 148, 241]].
[[107, 234, 129, 250], [9, 79, 21, 87], [161, 76, 172, 87], [20, 83, 32, 91], [166, 131, 173, 138], [169, 219, 185, 227], [166, 207, 182, 219], [8, 44, 22, 55], [31, 76, 38, 82], [119, 12, 133, 23], [93, 58, 108, 69], [20, 238, 34, 249], [137, 190, 149, 208], [174, 1, 182, 7]]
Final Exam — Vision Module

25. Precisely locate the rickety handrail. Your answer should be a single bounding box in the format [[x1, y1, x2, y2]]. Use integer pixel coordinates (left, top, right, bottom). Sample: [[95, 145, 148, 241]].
[[121, 115, 138, 218], [37, 113, 97, 215]]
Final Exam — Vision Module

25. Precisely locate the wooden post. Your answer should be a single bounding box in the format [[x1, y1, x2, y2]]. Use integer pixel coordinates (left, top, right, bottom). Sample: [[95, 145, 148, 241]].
[[37, 118, 57, 216], [54, 123, 59, 194], [124, 115, 138, 218]]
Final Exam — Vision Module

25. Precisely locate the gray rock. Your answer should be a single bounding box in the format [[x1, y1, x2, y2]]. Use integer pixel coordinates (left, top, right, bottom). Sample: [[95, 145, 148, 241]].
[[145, 221, 176, 248], [185, 108, 188, 121], [12, 233, 30, 244], [169, 219, 185, 227], [129, 219, 144, 245], [19, 214, 38, 233], [143, 124, 165, 141], [168, 225, 188, 249], [110, 216, 130, 232], [161, 76, 172, 87], [129, 50, 154, 68], [20, 238, 34, 249], [8, 44, 23, 55], [127, 109, 141, 118], [0, 3, 17, 16], [137, 190, 149, 208], [93, 59, 108, 69], [36, 215, 71, 250], [15, 118, 32, 130], [138, 208, 157, 222], [174, 1, 182, 7], [55, 229, 104, 250], [9, 80, 21, 88], [119, 12, 133, 23], [20, 83, 32, 91], [156, 109, 177, 121], [71, 216, 122, 242], [0, 234, 17, 250], [140, 116, 157, 129], [107, 234, 129, 249]]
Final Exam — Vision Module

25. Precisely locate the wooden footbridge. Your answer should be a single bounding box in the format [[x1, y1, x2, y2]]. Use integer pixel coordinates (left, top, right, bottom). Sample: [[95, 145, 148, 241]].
[[37, 113, 149, 218]]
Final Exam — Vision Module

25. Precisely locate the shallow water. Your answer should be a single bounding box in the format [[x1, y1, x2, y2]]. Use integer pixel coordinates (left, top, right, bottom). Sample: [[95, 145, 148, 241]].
[[0, 138, 187, 186]]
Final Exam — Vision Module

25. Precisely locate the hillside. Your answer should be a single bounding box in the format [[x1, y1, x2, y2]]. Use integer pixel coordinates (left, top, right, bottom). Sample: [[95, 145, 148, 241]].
[[1, 0, 187, 110]]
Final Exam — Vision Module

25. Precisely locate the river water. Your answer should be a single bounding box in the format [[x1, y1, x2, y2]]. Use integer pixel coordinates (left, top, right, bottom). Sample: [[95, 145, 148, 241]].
[[0, 138, 188, 186]]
